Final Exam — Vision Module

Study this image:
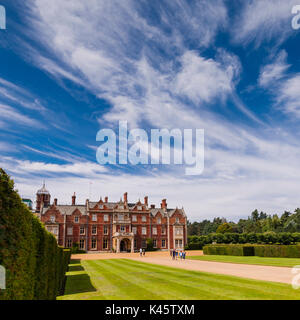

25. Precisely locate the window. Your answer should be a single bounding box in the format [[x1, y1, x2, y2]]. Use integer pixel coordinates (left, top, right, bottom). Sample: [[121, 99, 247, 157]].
[[79, 239, 85, 250], [176, 217, 179, 223], [162, 239, 166, 248], [141, 239, 147, 248], [104, 214, 109, 222], [92, 225, 97, 235], [175, 227, 183, 236], [91, 238, 97, 250], [50, 215, 55, 223], [74, 216, 79, 223], [161, 226, 166, 235], [153, 239, 157, 248], [66, 239, 72, 248], [67, 227, 73, 235], [137, 205, 142, 210], [142, 227, 147, 235], [104, 226, 108, 235], [152, 227, 157, 235], [132, 215, 137, 222], [120, 225, 125, 232], [92, 214, 97, 222], [175, 239, 183, 248], [103, 239, 108, 249], [53, 227, 58, 235], [132, 227, 137, 235], [80, 226, 85, 235], [157, 217, 161, 224], [118, 214, 124, 221], [119, 205, 124, 210], [142, 215, 146, 222], [99, 204, 104, 209]]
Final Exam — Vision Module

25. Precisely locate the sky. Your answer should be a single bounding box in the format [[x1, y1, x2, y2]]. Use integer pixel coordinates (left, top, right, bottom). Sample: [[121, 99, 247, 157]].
[[1, 0, 300, 222]]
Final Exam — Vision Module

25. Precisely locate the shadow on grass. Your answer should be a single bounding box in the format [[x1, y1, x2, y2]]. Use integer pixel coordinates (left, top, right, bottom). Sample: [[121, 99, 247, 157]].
[[64, 273, 97, 295], [68, 265, 85, 272], [69, 259, 81, 265]]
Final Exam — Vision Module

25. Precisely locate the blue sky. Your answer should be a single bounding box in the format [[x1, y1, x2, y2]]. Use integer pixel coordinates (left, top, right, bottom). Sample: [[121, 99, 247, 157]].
[[1, 0, 300, 221]]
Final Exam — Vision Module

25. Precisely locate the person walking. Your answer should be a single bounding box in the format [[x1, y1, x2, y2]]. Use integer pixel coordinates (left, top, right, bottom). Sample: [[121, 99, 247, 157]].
[[183, 251, 186, 260], [172, 249, 175, 260], [180, 251, 183, 260], [170, 249, 173, 257], [143, 248, 145, 256], [175, 250, 178, 260], [140, 248, 143, 257]]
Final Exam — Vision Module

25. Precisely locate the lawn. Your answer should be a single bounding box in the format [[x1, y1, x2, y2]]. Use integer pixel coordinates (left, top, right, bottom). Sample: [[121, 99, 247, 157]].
[[187, 255, 300, 268], [57, 259, 300, 300]]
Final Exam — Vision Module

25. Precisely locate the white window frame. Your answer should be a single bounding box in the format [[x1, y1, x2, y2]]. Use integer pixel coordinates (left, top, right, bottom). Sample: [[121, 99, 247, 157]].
[[103, 239, 108, 249], [153, 239, 157, 248], [137, 205, 142, 211], [152, 227, 157, 235], [67, 227, 73, 236], [104, 225, 108, 235], [157, 217, 161, 224], [50, 215, 55, 223], [132, 215, 137, 222], [92, 214, 97, 222], [132, 227, 137, 235], [91, 238, 97, 250], [162, 239, 166, 248], [67, 239, 72, 248], [142, 227, 147, 235], [79, 239, 85, 250], [120, 225, 125, 232], [80, 226, 85, 235], [74, 216, 79, 223], [92, 225, 97, 235], [142, 215, 146, 222], [104, 214, 109, 222]]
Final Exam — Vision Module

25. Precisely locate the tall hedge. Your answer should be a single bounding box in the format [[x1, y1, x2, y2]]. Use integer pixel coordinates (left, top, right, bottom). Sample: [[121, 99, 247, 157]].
[[0, 169, 70, 300]]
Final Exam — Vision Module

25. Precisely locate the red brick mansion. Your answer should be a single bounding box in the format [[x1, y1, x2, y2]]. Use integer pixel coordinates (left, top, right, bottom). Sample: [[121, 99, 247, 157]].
[[36, 184, 187, 252]]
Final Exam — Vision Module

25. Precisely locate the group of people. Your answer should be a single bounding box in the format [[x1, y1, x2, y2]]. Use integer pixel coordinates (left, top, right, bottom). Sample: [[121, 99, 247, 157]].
[[139, 248, 146, 256], [170, 249, 186, 260]]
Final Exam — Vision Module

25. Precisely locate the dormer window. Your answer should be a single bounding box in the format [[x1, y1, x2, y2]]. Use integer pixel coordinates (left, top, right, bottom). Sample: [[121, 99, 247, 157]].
[[99, 204, 104, 209], [119, 205, 124, 210], [137, 205, 142, 211], [176, 217, 179, 223], [74, 216, 79, 223], [50, 215, 55, 223], [157, 217, 161, 224]]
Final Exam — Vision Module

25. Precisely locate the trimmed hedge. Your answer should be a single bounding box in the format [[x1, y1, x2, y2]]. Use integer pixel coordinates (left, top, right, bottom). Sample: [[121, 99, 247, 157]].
[[203, 244, 255, 256], [0, 169, 71, 300], [254, 245, 300, 258], [203, 244, 300, 258]]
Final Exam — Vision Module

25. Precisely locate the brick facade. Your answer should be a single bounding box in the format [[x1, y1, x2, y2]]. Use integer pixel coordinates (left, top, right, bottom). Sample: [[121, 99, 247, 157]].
[[37, 186, 187, 252]]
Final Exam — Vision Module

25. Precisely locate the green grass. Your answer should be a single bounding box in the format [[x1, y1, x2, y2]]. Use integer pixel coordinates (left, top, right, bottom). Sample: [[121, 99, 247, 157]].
[[57, 259, 300, 300], [187, 255, 300, 268]]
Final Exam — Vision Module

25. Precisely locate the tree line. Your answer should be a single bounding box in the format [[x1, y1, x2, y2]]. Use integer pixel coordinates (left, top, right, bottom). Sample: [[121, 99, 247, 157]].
[[188, 208, 300, 235]]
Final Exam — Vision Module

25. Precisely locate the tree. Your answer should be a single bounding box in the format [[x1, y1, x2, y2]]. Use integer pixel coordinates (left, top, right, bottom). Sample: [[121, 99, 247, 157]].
[[216, 223, 233, 234]]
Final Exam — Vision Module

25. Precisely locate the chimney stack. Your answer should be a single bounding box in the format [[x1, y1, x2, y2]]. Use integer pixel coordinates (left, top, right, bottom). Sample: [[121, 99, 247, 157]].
[[54, 198, 58, 206], [105, 196, 108, 203], [144, 196, 148, 206], [161, 199, 167, 209], [72, 193, 76, 206], [124, 192, 128, 204]]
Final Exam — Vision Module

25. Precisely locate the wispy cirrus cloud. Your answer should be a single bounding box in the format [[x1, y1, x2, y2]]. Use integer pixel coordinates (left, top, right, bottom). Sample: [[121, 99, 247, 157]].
[[232, 0, 298, 46]]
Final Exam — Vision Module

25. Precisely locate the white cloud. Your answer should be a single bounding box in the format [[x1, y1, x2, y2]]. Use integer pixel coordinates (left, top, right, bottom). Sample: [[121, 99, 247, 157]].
[[259, 51, 290, 87], [232, 0, 298, 46], [0, 104, 43, 128]]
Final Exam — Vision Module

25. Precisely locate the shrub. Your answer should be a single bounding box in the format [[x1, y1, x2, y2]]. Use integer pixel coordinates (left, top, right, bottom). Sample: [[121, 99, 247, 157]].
[[0, 169, 70, 300], [203, 244, 255, 256], [254, 245, 300, 258]]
